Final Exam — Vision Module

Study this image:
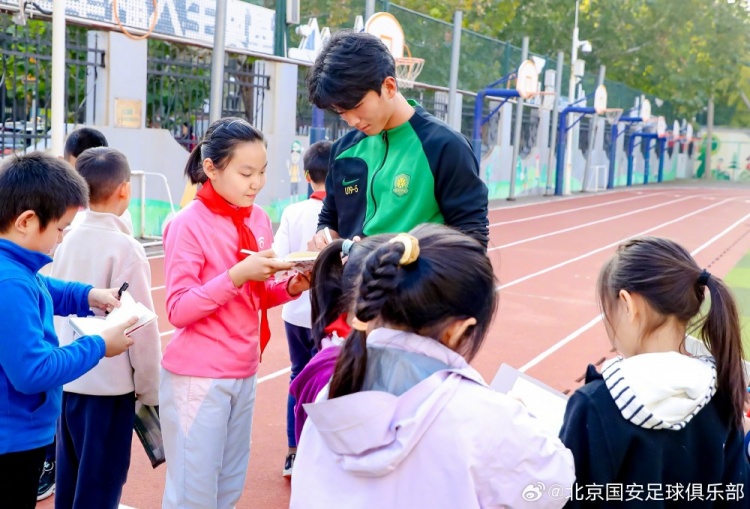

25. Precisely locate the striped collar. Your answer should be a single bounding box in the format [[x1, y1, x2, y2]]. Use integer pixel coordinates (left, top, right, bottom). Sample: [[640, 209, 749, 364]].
[[601, 352, 717, 431]]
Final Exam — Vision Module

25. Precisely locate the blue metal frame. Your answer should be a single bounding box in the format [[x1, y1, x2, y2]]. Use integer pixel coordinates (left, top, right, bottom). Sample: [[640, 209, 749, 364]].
[[554, 105, 595, 195], [552, 91, 602, 195], [607, 116, 640, 189], [472, 89, 520, 160], [471, 70, 523, 159], [625, 132, 665, 186]]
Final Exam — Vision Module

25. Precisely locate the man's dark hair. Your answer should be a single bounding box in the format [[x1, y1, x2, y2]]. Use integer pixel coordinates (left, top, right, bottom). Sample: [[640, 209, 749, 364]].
[[303, 140, 332, 184], [63, 127, 109, 160], [0, 152, 88, 232], [306, 31, 395, 112], [76, 147, 131, 204]]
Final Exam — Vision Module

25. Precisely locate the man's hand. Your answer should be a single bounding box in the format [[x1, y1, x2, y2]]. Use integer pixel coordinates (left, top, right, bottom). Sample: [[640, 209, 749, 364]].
[[308, 228, 340, 251]]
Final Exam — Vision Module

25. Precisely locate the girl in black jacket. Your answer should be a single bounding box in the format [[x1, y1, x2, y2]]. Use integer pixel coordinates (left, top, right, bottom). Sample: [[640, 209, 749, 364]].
[[560, 236, 749, 508]]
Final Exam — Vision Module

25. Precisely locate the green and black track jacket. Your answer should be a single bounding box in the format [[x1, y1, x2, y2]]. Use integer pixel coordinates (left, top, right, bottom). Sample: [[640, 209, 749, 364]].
[[317, 101, 489, 247]]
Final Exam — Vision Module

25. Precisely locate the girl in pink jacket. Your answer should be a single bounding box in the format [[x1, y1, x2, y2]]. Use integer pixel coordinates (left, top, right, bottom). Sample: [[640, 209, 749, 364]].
[[291, 224, 575, 509], [160, 117, 309, 508]]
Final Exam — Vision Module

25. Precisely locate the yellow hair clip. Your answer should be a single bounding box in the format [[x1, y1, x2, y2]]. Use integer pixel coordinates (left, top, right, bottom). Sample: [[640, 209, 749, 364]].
[[351, 317, 369, 332], [389, 234, 420, 266]]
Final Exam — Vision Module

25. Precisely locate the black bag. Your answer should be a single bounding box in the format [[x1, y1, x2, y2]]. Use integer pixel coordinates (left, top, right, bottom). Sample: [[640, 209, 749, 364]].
[[134, 403, 165, 468]]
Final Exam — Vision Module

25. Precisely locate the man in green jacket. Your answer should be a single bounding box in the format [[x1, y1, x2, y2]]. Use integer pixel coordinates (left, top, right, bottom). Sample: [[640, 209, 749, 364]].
[[307, 31, 489, 248]]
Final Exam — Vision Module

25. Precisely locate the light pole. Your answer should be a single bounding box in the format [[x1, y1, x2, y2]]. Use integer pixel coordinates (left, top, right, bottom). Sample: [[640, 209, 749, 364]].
[[563, 0, 591, 194]]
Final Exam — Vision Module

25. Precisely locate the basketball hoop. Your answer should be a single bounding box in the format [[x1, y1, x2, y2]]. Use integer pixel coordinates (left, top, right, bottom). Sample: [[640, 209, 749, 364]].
[[603, 108, 623, 125], [594, 85, 608, 115], [516, 60, 539, 100], [656, 116, 667, 138], [395, 56, 424, 89], [366, 13, 425, 89]]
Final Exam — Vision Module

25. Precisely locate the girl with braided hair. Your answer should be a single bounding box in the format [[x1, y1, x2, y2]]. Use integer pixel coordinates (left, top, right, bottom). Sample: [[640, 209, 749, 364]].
[[290, 223, 575, 509]]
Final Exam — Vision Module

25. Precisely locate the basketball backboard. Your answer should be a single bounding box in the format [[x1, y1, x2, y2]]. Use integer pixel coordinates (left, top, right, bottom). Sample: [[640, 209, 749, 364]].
[[365, 12, 423, 88], [656, 116, 667, 137], [365, 12, 405, 59], [594, 85, 608, 115], [640, 98, 652, 122], [516, 60, 539, 100]]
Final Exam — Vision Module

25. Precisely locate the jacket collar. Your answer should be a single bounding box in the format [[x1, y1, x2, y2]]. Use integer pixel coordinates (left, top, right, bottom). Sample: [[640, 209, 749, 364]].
[[0, 238, 52, 273], [78, 210, 133, 235], [367, 328, 471, 371]]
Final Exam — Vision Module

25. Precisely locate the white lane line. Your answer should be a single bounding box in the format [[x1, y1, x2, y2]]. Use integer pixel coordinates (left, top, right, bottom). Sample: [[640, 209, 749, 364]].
[[490, 192, 666, 227], [487, 189, 642, 212], [258, 366, 292, 384], [164, 198, 741, 387], [519, 208, 750, 373], [519, 316, 603, 373], [497, 198, 732, 291], [489, 195, 692, 251]]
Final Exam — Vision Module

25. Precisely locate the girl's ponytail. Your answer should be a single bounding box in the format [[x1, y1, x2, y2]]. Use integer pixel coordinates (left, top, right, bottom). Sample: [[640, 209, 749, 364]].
[[700, 274, 746, 429], [598, 237, 747, 430], [310, 239, 346, 350], [184, 140, 207, 184]]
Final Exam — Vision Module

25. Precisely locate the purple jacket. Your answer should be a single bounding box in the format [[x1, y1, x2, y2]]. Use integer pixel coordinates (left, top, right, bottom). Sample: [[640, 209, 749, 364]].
[[290, 345, 341, 444]]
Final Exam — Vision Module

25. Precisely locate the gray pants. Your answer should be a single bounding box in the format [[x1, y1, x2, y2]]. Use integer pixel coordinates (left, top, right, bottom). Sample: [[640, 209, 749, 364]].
[[160, 368, 257, 508]]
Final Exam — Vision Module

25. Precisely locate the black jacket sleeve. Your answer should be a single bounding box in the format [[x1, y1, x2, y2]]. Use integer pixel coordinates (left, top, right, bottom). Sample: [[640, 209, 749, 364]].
[[722, 425, 750, 493], [316, 145, 339, 233], [429, 135, 490, 248], [559, 386, 618, 508]]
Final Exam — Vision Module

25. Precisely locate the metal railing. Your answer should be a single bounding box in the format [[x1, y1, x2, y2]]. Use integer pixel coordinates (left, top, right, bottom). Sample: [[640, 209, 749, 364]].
[[147, 41, 271, 151], [0, 20, 104, 156]]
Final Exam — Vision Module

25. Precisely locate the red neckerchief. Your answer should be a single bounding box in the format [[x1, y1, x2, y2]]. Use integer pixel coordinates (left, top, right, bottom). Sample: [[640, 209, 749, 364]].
[[323, 313, 351, 339], [310, 190, 326, 201], [196, 181, 271, 354]]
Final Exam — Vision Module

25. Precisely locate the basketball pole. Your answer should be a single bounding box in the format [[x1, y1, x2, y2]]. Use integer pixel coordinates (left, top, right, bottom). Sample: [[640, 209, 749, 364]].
[[447, 11, 462, 130], [704, 96, 714, 180], [581, 65, 605, 192], [564, 0, 581, 195], [210, 0, 228, 123], [51, 0, 66, 156], [508, 36, 528, 201], [365, 0, 375, 22], [545, 52, 564, 196]]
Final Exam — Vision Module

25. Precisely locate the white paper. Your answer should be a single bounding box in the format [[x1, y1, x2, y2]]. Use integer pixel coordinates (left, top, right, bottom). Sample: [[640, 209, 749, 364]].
[[69, 291, 157, 337]]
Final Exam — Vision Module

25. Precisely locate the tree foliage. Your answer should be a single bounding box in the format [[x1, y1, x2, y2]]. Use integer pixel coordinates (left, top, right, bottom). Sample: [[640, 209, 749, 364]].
[[295, 0, 750, 123], [497, 0, 750, 123]]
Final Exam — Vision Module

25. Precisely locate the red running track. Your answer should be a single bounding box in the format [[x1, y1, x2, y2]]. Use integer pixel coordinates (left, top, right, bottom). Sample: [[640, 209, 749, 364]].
[[39, 185, 750, 509]]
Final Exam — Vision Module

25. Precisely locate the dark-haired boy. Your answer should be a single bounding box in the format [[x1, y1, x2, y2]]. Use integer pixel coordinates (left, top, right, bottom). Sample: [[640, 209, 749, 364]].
[[50, 148, 162, 508], [0, 153, 136, 508], [63, 127, 109, 167], [272, 140, 332, 477], [38, 127, 118, 501], [61, 127, 134, 237], [307, 31, 489, 249]]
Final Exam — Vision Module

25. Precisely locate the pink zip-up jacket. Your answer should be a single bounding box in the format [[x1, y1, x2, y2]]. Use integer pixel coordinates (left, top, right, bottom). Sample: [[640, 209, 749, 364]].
[[162, 200, 295, 379]]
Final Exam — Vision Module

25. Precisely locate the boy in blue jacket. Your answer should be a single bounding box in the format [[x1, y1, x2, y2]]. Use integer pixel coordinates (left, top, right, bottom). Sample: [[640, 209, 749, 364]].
[[0, 153, 137, 508]]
